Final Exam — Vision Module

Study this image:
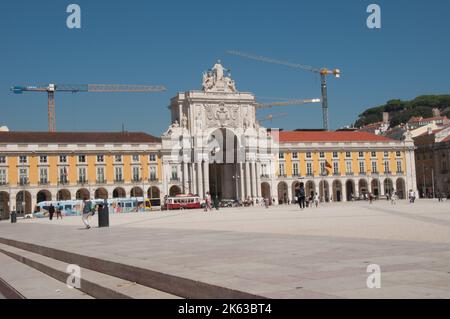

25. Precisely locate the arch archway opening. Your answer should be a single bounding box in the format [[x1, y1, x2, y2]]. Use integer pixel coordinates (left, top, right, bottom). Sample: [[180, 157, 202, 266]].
[[148, 186, 160, 199], [37, 190, 52, 203], [76, 188, 90, 200], [16, 191, 32, 215], [277, 182, 288, 204], [130, 187, 143, 198], [332, 180, 343, 202], [112, 187, 126, 198], [94, 188, 108, 200], [0, 191, 10, 220], [169, 185, 181, 197]]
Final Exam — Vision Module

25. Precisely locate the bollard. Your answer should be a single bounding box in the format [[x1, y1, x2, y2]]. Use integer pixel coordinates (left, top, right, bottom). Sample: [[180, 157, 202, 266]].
[[98, 200, 109, 228], [10, 211, 17, 224]]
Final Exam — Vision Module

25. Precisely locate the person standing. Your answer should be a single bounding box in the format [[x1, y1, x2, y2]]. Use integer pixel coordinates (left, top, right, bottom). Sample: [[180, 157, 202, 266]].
[[314, 192, 319, 208], [48, 204, 55, 220], [56, 204, 63, 220], [82, 199, 93, 229], [391, 191, 398, 205], [296, 184, 306, 210]]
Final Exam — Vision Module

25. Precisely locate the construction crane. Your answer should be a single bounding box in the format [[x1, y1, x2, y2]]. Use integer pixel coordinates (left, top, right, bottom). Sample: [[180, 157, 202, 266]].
[[258, 112, 289, 123], [11, 83, 167, 132], [227, 50, 341, 130], [256, 98, 321, 109]]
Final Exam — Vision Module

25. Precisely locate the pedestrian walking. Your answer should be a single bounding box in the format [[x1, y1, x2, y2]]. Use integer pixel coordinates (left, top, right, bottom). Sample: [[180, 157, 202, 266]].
[[314, 192, 319, 207], [391, 191, 398, 205], [56, 204, 63, 220], [296, 184, 306, 210], [82, 198, 93, 229], [48, 204, 55, 220]]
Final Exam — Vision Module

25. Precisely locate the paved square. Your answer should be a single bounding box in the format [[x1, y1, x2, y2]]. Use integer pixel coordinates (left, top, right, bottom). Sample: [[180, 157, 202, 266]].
[[1, 200, 450, 298]]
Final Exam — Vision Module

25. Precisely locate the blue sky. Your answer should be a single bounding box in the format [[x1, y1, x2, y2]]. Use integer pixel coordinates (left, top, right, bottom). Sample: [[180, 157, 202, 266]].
[[1, 0, 449, 136]]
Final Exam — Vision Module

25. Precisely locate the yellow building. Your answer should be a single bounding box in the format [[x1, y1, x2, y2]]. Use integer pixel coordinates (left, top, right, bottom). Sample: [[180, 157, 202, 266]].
[[0, 131, 161, 217], [269, 130, 416, 204]]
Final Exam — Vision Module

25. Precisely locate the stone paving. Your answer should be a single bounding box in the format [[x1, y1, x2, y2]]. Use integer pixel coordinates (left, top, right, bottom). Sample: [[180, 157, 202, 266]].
[[0, 199, 450, 298]]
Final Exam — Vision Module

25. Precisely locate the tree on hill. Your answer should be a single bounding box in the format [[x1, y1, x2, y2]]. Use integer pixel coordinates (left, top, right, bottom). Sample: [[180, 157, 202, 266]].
[[354, 95, 450, 128]]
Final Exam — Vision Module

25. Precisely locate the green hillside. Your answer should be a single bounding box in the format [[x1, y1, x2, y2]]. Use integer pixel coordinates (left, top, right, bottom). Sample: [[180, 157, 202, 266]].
[[354, 95, 450, 128]]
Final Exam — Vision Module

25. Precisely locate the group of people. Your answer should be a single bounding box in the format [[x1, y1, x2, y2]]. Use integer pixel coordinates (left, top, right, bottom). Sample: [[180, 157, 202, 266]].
[[294, 184, 319, 210], [47, 204, 63, 220]]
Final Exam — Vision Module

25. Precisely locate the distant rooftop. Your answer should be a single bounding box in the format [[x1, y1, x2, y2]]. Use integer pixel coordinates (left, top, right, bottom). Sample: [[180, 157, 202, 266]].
[[278, 130, 394, 143], [0, 131, 161, 144]]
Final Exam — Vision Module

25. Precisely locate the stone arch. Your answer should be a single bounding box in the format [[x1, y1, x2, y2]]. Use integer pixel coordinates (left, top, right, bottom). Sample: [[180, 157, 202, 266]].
[[305, 181, 315, 198], [359, 179, 369, 197], [16, 191, 32, 214], [57, 189, 71, 201], [0, 191, 10, 220], [345, 180, 355, 201], [75, 188, 90, 200], [396, 178, 406, 199], [37, 189, 52, 203], [384, 178, 394, 197], [94, 188, 108, 200], [147, 186, 160, 199], [113, 187, 126, 198], [130, 186, 143, 198], [277, 181, 288, 204], [261, 182, 271, 201], [371, 179, 380, 197], [319, 180, 330, 202], [291, 181, 301, 203], [169, 185, 182, 197], [332, 180, 343, 202]]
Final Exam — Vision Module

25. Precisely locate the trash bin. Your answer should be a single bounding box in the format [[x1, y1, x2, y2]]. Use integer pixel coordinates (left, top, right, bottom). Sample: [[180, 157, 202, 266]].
[[10, 211, 17, 224], [98, 200, 109, 228]]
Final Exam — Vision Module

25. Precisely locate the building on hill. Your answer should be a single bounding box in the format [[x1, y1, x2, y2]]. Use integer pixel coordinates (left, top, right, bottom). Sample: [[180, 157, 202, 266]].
[[0, 62, 418, 218], [406, 116, 450, 130]]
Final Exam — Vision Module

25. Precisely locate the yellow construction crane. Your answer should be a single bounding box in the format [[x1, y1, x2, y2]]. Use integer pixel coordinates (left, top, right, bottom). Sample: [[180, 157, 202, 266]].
[[11, 83, 167, 132], [227, 50, 340, 130]]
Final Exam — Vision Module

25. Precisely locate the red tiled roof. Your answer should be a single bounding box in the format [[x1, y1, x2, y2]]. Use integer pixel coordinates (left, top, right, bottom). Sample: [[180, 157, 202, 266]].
[[0, 131, 161, 144], [277, 131, 394, 143], [442, 135, 450, 143]]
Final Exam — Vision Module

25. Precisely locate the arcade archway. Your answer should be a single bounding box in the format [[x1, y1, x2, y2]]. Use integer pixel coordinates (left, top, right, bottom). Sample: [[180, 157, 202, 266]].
[[169, 185, 181, 197], [113, 187, 126, 198], [277, 182, 288, 204], [332, 180, 343, 202], [94, 188, 108, 199]]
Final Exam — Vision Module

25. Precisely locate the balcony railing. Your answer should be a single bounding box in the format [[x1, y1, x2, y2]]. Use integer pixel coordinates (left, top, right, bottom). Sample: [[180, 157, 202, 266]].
[[260, 174, 270, 178], [306, 173, 314, 177], [346, 172, 354, 176], [148, 177, 158, 182], [114, 179, 124, 183], [132, 177, 142, 183], [333, 172, 340, 176], [170, 176, 179, 182], [19, 179, 29, 186], [0, 182, 9, 186], [278, 174, 287, 178], [38, 180, 49, 186], [77, 179, 87, 185], [58, 180, 69, 185], [96, 179, 106, 184]]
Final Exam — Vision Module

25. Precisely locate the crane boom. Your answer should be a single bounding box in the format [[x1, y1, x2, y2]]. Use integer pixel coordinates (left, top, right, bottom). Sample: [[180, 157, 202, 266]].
[[11, 83, 167, 132], [226, 50, 320, 73], [256, 98, 321, 109]]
